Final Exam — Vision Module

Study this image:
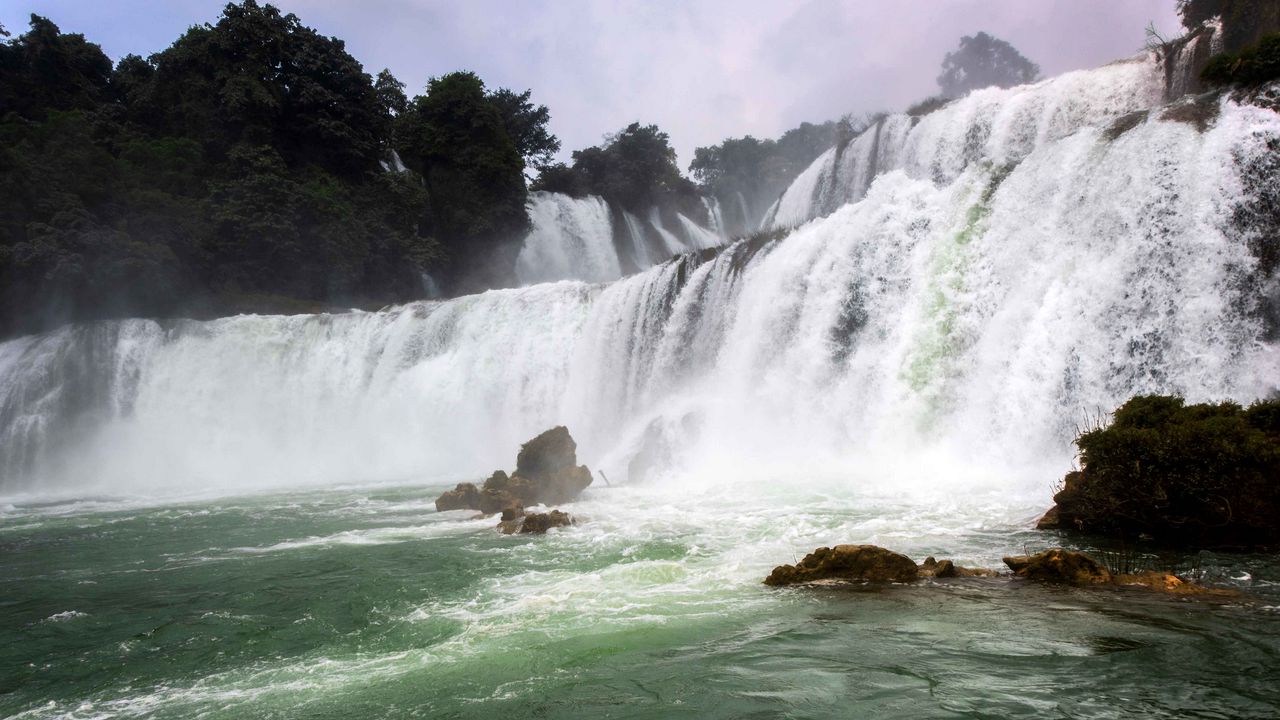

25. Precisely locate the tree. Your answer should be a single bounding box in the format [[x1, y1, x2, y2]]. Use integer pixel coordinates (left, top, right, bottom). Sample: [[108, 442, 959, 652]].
[[0, 2, 446, 337], [936, 32, 1040, 98], [536, 122, 693, 211], [140, 0, 384, 177], [395, 71, 528, 292], [488, 87, 560, 173], [374, 68, 408, 117], [0, 15, 113, 119]]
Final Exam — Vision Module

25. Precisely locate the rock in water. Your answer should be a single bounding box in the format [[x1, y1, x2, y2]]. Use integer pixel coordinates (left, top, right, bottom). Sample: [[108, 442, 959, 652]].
[[764, 545, 919, 586], [433, 426, 593, 514], [497, 509, 574, 535], [516, 426, 578, 481], [435, 482, 480, 512], [1003, 548, 1113, 585], [520, 510, 574, 534]]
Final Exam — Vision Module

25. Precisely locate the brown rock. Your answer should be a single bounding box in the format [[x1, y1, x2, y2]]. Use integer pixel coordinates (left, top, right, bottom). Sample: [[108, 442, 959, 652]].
[[540, 464, 593, 505], [435, 483, 480, 512], [920, 556, 999, 578], [498, 509, 574, 535], [496, 507, 526, 534], [1003, 548, 1112, 586], [920, 557, 958, 578], [433, 426, 594, 514], [516, 426, 579, 482], [1035, 506, 1062, 529], [764, 545, 919, 586]]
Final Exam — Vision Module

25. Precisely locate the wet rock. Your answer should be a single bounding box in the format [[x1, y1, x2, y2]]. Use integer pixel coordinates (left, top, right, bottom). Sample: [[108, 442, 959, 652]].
[[496, 507, 525, 534], [920, 556, 998, 578], [764, 545, 919, 586], [520, 510, 574, 534], [920, 557, 957, 578], [434, 482, 480, 512], [538, 464, 593, 505], [1003, 548, 1113, 586], [433, 426, 593, 513], [498, 509, 574, 535], [516, 426, 578, 482]]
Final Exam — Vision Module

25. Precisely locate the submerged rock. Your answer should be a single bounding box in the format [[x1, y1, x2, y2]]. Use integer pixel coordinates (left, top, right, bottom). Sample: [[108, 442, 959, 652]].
[[497, 508, 574, 535], [919, 557, 997, 578], [764, 545, 919, 586], [433, 426, 593, 514]]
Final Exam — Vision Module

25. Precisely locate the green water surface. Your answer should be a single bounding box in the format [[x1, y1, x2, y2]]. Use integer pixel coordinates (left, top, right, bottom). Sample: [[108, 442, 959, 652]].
[[2, 484, 1279, 719]]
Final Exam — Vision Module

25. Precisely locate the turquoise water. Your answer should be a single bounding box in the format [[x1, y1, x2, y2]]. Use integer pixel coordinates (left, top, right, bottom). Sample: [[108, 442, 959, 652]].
[[3, 483, 1279, 719]]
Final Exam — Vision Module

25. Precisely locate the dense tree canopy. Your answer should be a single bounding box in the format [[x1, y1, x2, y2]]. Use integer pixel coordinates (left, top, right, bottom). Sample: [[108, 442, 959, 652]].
[[394, 72, 530, 293], [936, 32, 1040, 98], [0, 2, 560, 336], [535, 122, 695, 210]]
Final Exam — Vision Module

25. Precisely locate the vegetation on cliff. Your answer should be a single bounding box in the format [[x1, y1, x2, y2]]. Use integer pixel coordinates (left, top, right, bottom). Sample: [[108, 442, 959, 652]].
[[1201, 32, 1280, 86]]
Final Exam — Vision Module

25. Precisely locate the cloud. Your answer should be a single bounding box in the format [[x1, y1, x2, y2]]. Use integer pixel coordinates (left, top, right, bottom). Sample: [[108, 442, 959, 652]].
[[1, 0, 1182, 168]]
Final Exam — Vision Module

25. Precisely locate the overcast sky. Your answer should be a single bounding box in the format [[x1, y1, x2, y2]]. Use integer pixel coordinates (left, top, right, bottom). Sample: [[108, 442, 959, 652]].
[[3, 0, 1182, 168]]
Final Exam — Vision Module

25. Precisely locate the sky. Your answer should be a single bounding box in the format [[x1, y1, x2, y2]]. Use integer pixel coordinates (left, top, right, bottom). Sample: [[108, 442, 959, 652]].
[[1, 0, 1183, 168]]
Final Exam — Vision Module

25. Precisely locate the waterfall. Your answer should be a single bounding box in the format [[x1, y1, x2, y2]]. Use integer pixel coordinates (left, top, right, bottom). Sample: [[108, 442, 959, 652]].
[[2, 73, 1277, 500], [515, 191, 725, 285], [515, 192, 622, 284], [767, 51, 1168, 230]]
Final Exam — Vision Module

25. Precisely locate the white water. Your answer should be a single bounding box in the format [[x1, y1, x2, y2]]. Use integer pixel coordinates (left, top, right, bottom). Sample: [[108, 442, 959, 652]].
[[767, 52, 1170, 229], [2, 64, 1278, 503], [515, 191, 725, 284], [515, 193, 620, 284]]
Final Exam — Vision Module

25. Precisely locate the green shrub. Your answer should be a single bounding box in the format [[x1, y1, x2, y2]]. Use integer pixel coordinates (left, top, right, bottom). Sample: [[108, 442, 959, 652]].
[[1052, 394, 1280, 548]]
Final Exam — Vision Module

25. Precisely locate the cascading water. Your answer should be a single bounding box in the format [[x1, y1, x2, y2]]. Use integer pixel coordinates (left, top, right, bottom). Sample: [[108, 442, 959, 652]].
[[1, 69, 1277, 500], [766, 51, 1174, 230], [515, 192, 621, 284], [515, 191, 724, 284]]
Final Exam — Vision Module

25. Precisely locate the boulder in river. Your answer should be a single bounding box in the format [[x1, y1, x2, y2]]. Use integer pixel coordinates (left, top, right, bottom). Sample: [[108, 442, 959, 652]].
[[764, 545, 919, 586], [434, 482, 481, 512], [433, 426, 593, 514]]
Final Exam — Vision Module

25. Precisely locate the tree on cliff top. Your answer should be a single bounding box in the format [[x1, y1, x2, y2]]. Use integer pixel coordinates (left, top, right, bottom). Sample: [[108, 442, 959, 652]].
[[936, 32, 1040, 98], [534, 122, 694, 210]]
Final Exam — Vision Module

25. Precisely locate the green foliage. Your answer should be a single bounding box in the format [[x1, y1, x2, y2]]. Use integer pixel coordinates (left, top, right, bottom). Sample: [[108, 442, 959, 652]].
[[936, 31, 1040, 99], [535, 122, 695, 211], [394, 71, 529, 292], [488, 87, 560, 172], [1056, 394, 1280, 547], [0, 2, 564, 334], [1201, 32, 1280, 86], [0, 15, 112, 119]]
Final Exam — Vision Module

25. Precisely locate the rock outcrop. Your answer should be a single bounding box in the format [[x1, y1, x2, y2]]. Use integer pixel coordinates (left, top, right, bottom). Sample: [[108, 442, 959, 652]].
[[434, 426, 593, 514], [764, 545, 919, 586]]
